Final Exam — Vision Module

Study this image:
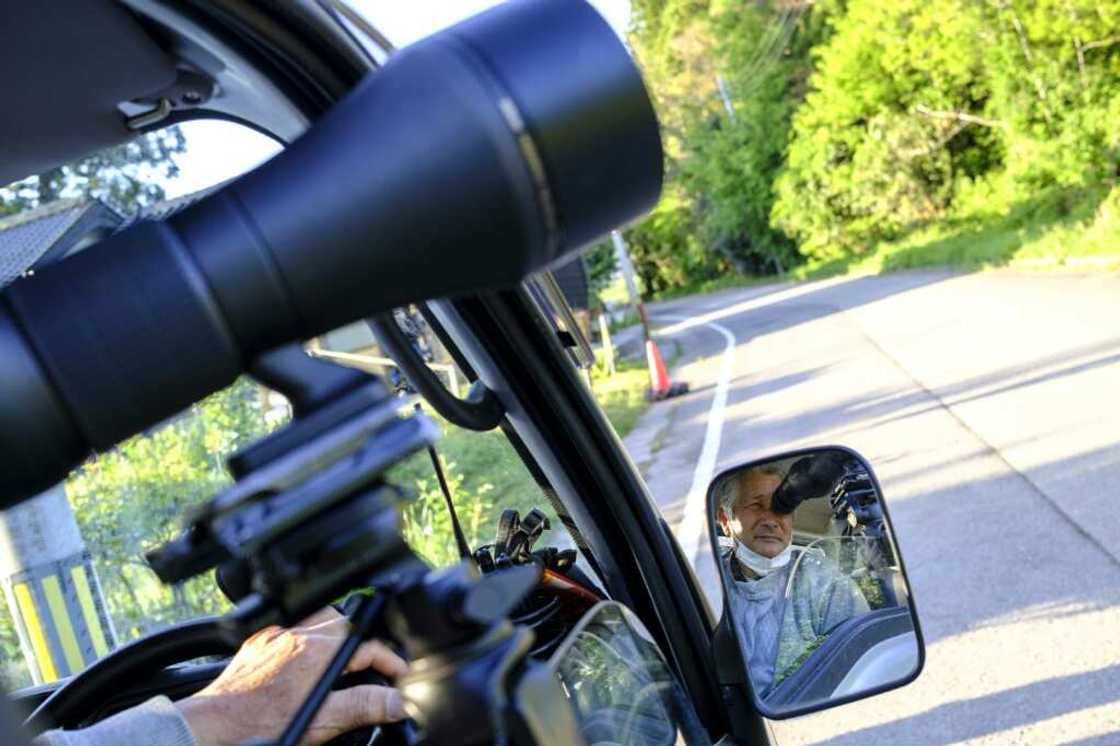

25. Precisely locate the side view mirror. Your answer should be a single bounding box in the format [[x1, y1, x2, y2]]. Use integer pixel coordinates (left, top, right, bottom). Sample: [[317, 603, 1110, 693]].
[[707, 446, 923, 718]]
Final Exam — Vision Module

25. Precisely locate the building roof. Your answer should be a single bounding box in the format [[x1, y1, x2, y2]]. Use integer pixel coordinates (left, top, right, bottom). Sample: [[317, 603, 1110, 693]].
[[552, 254, 590, 310], [0, 185, 224, 290], [0, 199, 122, 288]]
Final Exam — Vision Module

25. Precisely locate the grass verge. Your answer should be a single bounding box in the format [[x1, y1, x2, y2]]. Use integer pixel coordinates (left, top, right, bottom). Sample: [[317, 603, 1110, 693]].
[[589, 358, 651, 437], [794, 185, 1120, 279], [656, 272, 777, 300], [651, 185, 1120, 296]]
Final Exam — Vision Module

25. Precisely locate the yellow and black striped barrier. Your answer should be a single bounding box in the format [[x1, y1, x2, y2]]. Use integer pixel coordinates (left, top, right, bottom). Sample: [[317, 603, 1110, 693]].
[[5, 552, 114, 683], [0, 484, 116, 685]]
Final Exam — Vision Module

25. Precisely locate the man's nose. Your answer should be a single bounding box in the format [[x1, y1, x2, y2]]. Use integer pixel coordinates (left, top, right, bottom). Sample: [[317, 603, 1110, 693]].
[[757, 513, 780, 529]]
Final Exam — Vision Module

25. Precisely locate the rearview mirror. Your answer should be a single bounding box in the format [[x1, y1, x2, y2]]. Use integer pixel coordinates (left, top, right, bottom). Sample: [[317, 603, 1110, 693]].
[[707, 446, 923, 718]]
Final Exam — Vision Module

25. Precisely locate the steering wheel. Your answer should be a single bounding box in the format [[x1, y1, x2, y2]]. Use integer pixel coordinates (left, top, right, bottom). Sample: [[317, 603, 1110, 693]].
[[24, 617, 414, 746], [25, 618, 233, 734]]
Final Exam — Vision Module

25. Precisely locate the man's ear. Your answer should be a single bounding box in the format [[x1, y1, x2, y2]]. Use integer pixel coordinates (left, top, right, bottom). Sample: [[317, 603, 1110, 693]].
[[716, 508, 731, 537]]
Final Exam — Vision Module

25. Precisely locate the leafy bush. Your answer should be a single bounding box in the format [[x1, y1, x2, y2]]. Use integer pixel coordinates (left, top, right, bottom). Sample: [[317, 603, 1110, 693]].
[[626, 0, 835, 289], [626, 0, 1120, 286], [65, 378, 273, 640], [623, 186, 716, 295], [400, 457, 494, 569], [773, 0, 993, 258], [584, 240, 619, 309]]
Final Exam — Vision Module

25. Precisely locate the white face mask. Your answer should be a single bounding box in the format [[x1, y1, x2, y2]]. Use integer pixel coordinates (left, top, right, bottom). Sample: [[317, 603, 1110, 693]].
[[734, 540, 793, 577]]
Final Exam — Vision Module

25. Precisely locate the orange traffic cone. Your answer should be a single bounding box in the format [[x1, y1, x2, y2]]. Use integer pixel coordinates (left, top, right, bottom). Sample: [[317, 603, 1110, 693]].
[[646, 339, 670, 395], [645, 339, 688, 400]]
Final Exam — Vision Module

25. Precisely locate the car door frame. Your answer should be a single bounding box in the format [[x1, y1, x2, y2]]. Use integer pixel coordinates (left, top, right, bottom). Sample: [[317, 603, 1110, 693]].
[[430, 289, 769, 743]]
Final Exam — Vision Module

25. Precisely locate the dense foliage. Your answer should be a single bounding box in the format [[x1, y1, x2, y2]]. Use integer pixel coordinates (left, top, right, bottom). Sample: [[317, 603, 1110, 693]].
[[584, 240, 620, 305], [625, 0, 830, 289], [625, 0, 1120, 290], [65, 380, 271, 640], [0, 127, 186, 215]]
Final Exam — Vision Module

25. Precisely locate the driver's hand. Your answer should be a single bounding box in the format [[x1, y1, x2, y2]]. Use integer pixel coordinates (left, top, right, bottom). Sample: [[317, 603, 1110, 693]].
[[175, 607, 408, 746]]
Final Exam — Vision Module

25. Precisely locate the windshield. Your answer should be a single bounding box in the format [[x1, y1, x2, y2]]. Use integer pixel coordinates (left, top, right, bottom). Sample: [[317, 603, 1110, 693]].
[[0, 122, 269, 688], [0, 93, 654, 688], [0, 158, 639, 691], [0, 305, 578, 692]]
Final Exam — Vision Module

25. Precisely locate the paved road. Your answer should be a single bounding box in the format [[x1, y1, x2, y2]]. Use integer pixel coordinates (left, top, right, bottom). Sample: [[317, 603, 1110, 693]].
[[623, 271, 1120, 745]]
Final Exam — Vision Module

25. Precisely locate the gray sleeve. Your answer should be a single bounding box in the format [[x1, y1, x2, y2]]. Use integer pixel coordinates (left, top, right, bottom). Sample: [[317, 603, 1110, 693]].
[[33, 696, 198, 746]]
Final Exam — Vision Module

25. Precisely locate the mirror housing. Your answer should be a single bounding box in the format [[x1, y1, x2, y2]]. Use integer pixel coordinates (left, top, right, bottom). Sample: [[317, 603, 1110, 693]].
[[707, 445, 924, 718]]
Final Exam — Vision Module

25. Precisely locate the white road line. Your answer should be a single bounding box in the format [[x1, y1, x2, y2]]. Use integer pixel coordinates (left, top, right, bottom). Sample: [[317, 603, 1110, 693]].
[[656, 276, 849, 338], [656, 315, 737, 566]]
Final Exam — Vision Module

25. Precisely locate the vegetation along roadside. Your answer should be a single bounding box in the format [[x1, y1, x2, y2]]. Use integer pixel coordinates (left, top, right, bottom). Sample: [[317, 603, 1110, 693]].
[[618, 0, 1120, 296]]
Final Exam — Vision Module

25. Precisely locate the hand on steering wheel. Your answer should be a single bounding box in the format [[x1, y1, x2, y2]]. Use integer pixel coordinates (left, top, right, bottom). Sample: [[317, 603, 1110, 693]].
[[176, 607, 408, 746]]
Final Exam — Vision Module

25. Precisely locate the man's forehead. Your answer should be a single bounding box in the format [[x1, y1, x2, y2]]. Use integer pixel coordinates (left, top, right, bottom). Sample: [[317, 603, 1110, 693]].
[[736, 470, 781, 500]]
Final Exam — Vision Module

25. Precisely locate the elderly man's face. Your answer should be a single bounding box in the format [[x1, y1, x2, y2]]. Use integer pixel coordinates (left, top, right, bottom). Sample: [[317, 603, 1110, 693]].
[[719, 470, 793, 558]]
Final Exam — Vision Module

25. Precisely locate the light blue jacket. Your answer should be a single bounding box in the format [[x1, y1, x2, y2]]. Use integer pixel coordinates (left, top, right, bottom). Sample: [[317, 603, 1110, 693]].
[[722, 546, 870, 695]]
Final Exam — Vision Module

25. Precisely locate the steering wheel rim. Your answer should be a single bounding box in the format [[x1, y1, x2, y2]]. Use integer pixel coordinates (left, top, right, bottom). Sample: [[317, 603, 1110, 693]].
[[24, 617, 237, 734], [24, 616, 414, 746]]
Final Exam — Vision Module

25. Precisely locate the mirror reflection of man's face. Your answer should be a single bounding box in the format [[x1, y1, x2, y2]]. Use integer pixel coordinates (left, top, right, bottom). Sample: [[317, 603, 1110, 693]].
[[721, 470, 794, 558]]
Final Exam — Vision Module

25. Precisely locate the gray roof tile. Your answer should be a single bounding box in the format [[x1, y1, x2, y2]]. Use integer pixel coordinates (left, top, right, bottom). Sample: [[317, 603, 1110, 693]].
[[0, 199, 92, 287], [0, 184, 221, 290]]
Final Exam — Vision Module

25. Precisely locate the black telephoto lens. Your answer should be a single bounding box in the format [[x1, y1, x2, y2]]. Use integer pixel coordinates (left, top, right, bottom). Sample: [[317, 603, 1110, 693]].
[[0, 0, 663, 505]]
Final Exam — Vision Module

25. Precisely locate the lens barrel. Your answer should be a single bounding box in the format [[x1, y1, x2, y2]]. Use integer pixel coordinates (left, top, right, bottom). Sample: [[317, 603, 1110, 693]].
[[0, 0, 662, 504]]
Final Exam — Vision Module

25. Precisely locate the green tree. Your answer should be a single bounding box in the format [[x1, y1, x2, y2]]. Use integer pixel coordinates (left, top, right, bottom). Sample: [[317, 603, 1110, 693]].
[[0, 127, 186, 215], [986, 0, 1120, 191], [622, 185, 710, 295], [629, 0, 1119, 273], [0, 595, 29, 689], [679, 0, 830, 273], [773, 0, 995, 258], [773, 0, 1120, 261], [65, 378, 275, 640], [583, 240, 618, 308], [627, 0, 830, 287], [626, 0, 724, 291]]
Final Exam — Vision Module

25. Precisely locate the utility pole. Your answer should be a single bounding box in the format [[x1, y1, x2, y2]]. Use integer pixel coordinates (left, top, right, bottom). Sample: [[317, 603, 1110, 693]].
[[610, 230, 688, 400], [610, 229, 650, 340], [0, 485, 115, 684]]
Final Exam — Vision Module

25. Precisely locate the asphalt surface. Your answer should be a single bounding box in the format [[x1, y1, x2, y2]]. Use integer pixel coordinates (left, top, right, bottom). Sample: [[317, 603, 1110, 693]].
[[622, 271, 1120, 746]]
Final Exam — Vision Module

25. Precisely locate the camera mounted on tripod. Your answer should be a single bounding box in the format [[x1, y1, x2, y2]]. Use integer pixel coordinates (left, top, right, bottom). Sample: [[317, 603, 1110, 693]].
[[0, 1, 667, 740], [145, 346, 578, 745]]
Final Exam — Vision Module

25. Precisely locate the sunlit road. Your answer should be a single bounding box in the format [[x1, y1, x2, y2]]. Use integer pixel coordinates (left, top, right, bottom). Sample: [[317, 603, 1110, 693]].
[[624, 270, 1120, 745]]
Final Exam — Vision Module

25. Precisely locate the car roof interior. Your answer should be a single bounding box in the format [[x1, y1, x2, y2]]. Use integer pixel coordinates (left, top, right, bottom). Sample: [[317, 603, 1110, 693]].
[[0, 2, 178, 188], [1, 0, 365, 193]]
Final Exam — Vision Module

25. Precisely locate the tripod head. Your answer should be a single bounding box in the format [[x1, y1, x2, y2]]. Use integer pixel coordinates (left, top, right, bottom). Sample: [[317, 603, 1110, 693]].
[[146, 346, 434, 640]]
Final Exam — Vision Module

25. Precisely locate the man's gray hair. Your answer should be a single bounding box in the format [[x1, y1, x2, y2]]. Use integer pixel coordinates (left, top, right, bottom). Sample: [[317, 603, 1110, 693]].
[[716, 463, 786, 515]]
